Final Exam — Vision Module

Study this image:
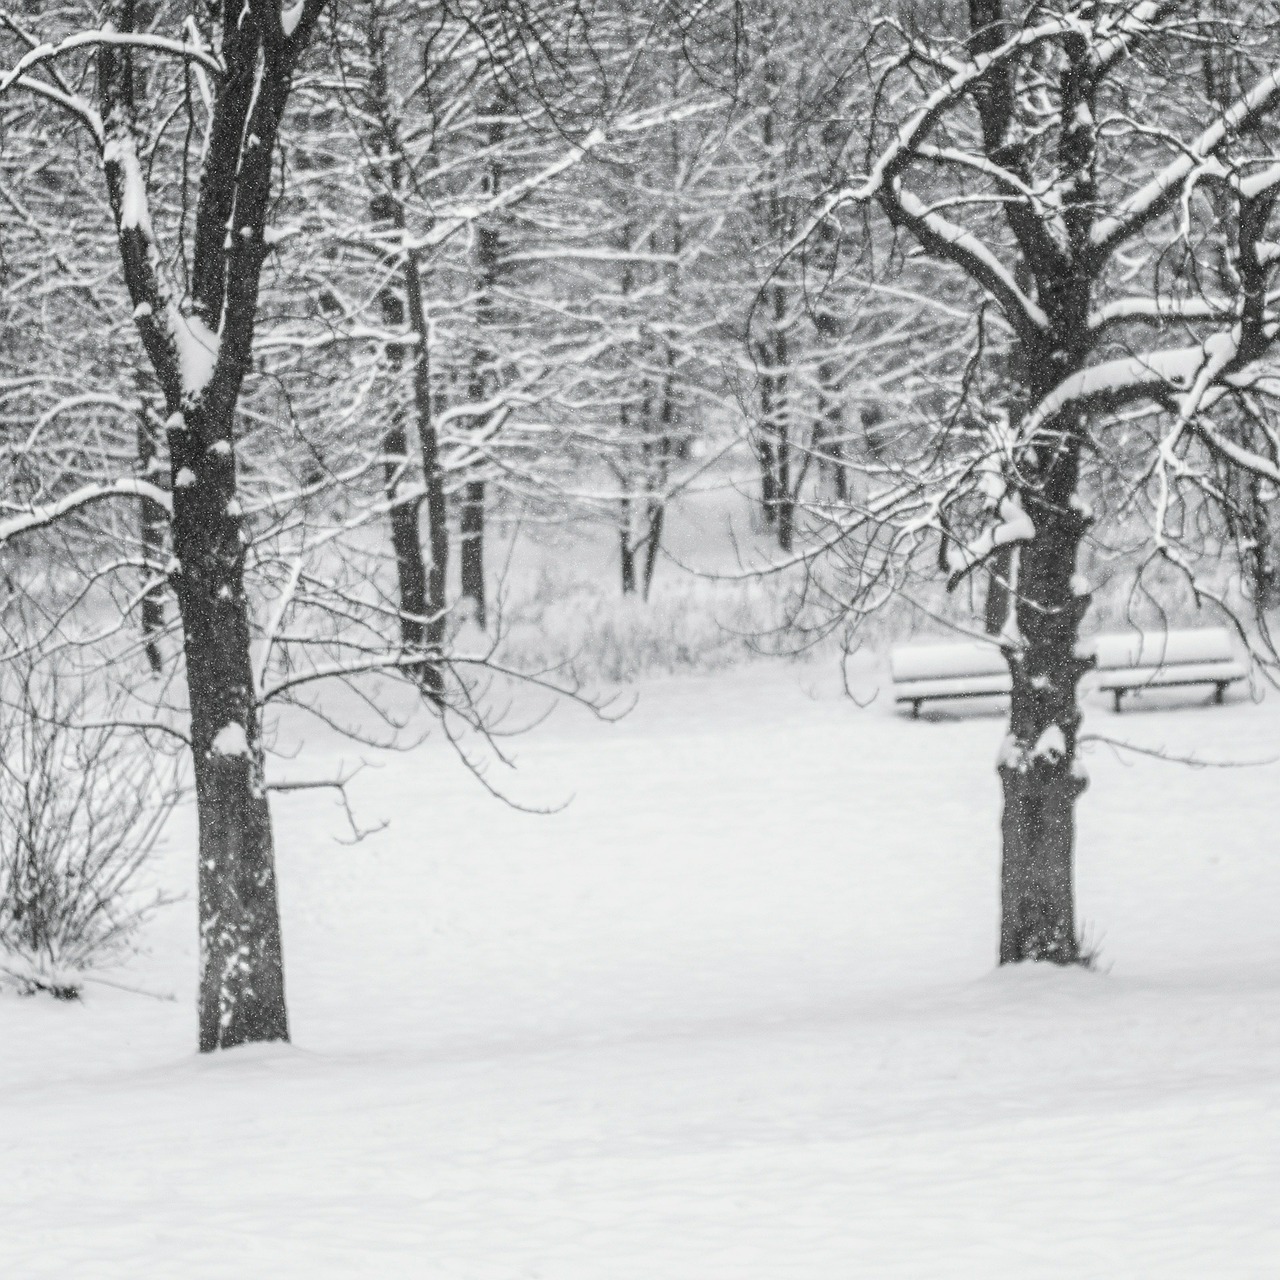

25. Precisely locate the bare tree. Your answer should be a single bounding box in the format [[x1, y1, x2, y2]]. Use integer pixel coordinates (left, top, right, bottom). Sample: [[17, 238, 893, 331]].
[[1, 0, 330, 1048], [813, 0, 1280, 962]]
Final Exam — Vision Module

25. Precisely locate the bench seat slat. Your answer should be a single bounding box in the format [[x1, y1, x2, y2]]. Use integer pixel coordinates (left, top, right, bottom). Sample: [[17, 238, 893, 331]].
[[1086, 628, 1236, 670], [893, 673, 1011, 701], [1095, 660, 1246, 691]]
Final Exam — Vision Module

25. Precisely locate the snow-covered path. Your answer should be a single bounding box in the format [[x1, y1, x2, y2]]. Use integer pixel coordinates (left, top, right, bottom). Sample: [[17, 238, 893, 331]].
[[3, 664, 1280, 1277]]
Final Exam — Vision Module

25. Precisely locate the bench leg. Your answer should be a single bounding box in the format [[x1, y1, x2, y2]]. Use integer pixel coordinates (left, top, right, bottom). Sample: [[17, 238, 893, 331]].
[[1112, 688, 1123, 714], [1215, 682, 1225, 705], [911, 700, 921, 720]]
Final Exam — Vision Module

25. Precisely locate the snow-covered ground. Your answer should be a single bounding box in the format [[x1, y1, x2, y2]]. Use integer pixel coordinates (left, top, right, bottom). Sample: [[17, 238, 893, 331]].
[[4, 660, 1280, 1277]]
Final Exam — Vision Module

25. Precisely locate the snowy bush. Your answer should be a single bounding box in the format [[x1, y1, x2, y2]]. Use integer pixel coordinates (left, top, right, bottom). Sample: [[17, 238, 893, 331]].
[[492, 562, 831, 684], [0, 668, 180, 998]]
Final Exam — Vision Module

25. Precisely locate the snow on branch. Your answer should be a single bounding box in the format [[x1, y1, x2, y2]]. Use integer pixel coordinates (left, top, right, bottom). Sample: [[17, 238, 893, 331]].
[[404, 100, 718, 254], [889, 184, 1049, 337], [1092, 65, 1280, 258], [946, 493, 1035, 583], [5, 74, 103, 142], [851, 12, 1080, 202], [1015, 327, 1276, 443], [1090, 0, 1172, 76], [1088, 295, 1238, 332], [0, 27, 223, 96], [0, 478, 171, 545]]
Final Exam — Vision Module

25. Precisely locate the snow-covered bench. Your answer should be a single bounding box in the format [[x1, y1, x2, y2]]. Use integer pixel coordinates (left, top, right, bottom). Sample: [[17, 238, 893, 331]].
[[1084, 627, 1247, 712], [890, 627, 1246, 717], [890, 640, 1010, 718]]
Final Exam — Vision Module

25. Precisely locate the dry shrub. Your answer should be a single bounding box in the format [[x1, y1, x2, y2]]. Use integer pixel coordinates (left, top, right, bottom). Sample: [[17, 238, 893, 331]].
[[0, 664, 180, 998]]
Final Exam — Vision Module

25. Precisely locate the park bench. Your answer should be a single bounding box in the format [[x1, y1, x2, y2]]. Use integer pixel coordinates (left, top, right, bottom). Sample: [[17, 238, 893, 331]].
[[890, 627, 1246, 717], [1084, 627, 1247, 712], [890, 640, 1011, 718]]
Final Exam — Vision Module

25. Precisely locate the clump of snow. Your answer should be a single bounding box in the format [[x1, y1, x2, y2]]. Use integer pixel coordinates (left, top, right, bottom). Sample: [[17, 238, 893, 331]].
[[281, 1, 305, 37], [997, 732, 1025, 770], [103, 132, 153, 236], [948, 494, 1036, 577], [165, 412, 186, 433], [132, 301, 153, 319], [170, 310, 219, 398], [1071, 573, 1091, 597], [209, 722, 249, 758], [225, 499, 243, 518], [175, 468, 196, 488], [1032, 724, 1067, 764], [977, 455, 1006, 505], [208, 440, 231, 457]]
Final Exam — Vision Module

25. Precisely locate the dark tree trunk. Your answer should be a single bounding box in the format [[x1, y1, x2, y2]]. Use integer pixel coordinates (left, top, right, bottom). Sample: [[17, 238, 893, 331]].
[[983, 544, 1014, 636], [760, 361, 792, 550], [776, 427, 793, 553], [619, 487, 636, 595], [383, 417, 429, 665], [641, 497, 665, 601], [363, 1, 445, 703], [460, 480, 486, 628], [171, 399, 289, 1051], [757, 438, 778, 526], [997, 423, 1092, 965], [371, 217, 441, 698], [460, 93, 506, 632], [136, 392, 167, 674], [815, 352, 847, 504], [96, 0, 327, 1050]]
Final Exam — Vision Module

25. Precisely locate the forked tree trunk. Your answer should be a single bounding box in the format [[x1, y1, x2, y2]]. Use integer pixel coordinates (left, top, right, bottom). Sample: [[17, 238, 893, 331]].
[[363, 2, 445, 702], [641, 497, 665, 601], [371, 206, 442, 698], [997, 435, 1091, 965], [96, 0, 326, 1050]]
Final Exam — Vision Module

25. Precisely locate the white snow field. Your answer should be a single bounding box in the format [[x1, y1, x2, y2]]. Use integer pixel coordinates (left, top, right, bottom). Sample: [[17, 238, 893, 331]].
[[4, 661, 1280, 1277]]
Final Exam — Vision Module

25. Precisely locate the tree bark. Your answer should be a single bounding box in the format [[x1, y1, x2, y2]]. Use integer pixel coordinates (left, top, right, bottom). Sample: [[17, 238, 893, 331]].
[[983, 545, 1014, 636], [363, 2, 445, 702], [996, 427, 1091, 965], [171, 398, 289, 1051], [96, 0, 327, 1049], [136, 390, 167, 674], [619, 482, 636, 595], [460, 92, 506, 632], [459, 479, 486, 628]]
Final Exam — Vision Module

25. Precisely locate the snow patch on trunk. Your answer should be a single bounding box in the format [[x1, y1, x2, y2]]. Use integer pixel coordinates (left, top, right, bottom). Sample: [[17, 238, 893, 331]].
[[169, 310, 219, 398], [1032, 725, 1067, 764], [281, 1, 305, 36], [210, 722, 250, 758]]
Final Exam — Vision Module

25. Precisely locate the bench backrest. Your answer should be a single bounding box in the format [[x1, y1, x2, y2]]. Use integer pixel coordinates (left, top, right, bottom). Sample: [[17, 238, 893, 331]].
[[1085, 627, 1235, 671], [889, 639, 1007, 683]]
